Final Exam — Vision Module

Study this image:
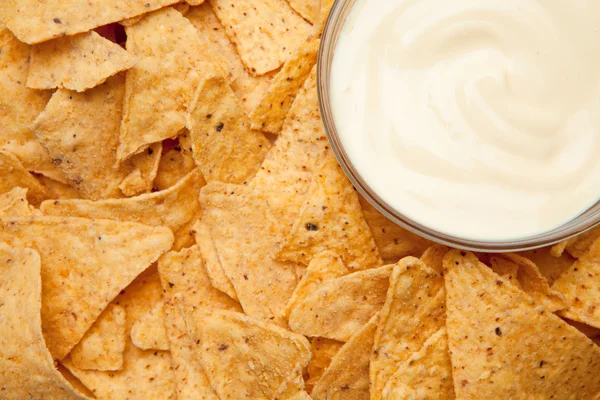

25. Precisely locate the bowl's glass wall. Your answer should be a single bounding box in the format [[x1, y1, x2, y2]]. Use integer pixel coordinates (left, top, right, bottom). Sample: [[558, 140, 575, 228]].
[[317, 0, 600, 252]]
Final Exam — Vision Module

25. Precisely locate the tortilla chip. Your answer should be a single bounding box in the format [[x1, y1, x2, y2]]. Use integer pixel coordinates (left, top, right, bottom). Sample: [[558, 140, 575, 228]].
[[419, 244, 449, 275], [118, 141, 162, 197], [277, 152, 383, 269], [565, 318, 600, 340], [63, 274, 177, 399], [186, 72, 270, 184], [0, 242, 91, 399], [70, 304, 127, 371], [518, 247, 575, 285], [490, 254, 567, 312], [0, 150, 47, 205], [311, 314, 378, 400], [209, 0, 313, 75], [118, 7, 203, 160], [552, 236, 600, 328], [154, 147, 197, 191], [181, 306, 312, 399], [171, 210, 201, 252], [27, 30, 135, 92], [249, 37, 319, 134], [550, 239, 572, 258], [131, 301, 169, 351], [37, 175, 81, 200], [444, 250, 600, 399], [200, 182, 300, 325], [158, 245, 241, 399], [370, 258, 446, 400], [194, 219, 239, 300], [1, 0, 180, 44], [306, 337, 344, 393], [289, 264, 393, 341], [174, 2, 191, 14], [251, 67, 331, 201], [288, 0, 321, 24], [33, 75, 157, 200], [381, 328, 455, 400], [359, 196, 433, 264], [489, 256, 521, 288], [0, 29, 61, 180], [563, 227, 600, 258], [284, 250, 349, 317], [317, 0, 335, 32], [0, 187, 40, 217], [0, 216, 173, 360], [41, 169, 204, 235]]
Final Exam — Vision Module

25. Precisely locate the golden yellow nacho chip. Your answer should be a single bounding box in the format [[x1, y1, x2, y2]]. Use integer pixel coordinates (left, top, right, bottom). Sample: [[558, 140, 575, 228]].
[[174, 1, 191, 14], [490, 254, 567, 312], [28, 30, 136, 92], [0, 150, 47, 205], [518, 247, 574, 285], [317, 0, 335, 32], [381, 328, 455, 400], [154, 147, 197, 191], [118, 141, 163, 197], [552, 236, 600, 329], [118, 7, 203, 160], [419, 244, 449, 275], [70, 304, 127, 371], [194, 219, 239, 300], [289, 264, 393, 341], [444, 250, 600, 399], [41, 169, 203, 235], [563, 227, 600, 258], [360, 196, 433, 264], [489, 255, 521, 288], [37, 175, 81, 200], [370, 258, 446, 400], [181, 306, 312, 399], [0, 187, 40, 217], [186, 72, 270, 184], [0, 0, 180, 44], [284, 250, 349, 317], [63, 274, 177, 399], [131, 300, 169, 351], [0, 216, 173, 360], [200, 182, 300, 325], [311, 314, 378, 400], [209, 0, 313, 75], [0, 242, 91, 399], [306, 337, 344, 393], [277, 152, 383, 269], [288, 0, 321, 24], [249, 37, 319, 134]]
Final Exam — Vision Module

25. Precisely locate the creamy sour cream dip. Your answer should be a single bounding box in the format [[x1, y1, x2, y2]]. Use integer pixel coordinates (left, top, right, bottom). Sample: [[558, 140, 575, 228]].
[[330, 0, 600, 241]]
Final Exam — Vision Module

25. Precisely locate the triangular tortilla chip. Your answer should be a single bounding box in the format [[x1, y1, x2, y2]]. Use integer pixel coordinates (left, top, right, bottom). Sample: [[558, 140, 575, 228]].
[[370, 258, 446, 400], [118, 7, 203, 160], [381, 328, 454, 400], [419, 244, 449, 275], [27, 30, 136, 92], [194, 219, 238, 300], [0, 28, 61, 181], [249, 36, 319, 134], [444, 250, 600, 399], [70, 304, 127, 371], [489, 255, 521, 288], [0, 216, 174, 360], [158, 245, 241, 399], [359, 195, 433, 264], [284, 250, 349, 317], [306, 337, 344, 393], [311, 314, 378, 400], [287, 0, 321, 24], [186, 71, 270, 184], [118, 141, 162, 197], [181, 306, 312, 399], [289, 264, 393, 341], [490, 254, 566, 312], [518, 247, 574, 285], [317, 0, 335, 31], [0, 242, 90, 399], [37, 175, 81, 200], [0, 150, 47, 205], [200, 182, 300, 326], [41, 169, 204, 234], [154, 147, 197, 191], [1, 0, 180, 44], [277, 152, 383, 269], [0, 187, 40, 217], [553, 236, 600, 329], [33, 75, 158, 200], [564, 227, 600, 258], [63, 274, 177, 399], [209, 0, 312, 75], [251, 66, 329, 200], [131, 300, 169, 351]]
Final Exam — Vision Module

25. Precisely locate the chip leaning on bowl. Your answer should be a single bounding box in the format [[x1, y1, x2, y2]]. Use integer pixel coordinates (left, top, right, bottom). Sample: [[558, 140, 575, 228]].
[[0, 0, 599, 399]]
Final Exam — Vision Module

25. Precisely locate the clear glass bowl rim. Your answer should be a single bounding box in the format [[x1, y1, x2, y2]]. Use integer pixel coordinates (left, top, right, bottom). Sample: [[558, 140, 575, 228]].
[[316, 0, 600, 252]]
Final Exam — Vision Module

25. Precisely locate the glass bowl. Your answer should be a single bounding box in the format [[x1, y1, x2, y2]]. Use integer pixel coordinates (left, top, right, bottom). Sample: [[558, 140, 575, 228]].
[[317, 0, 600, 252]]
